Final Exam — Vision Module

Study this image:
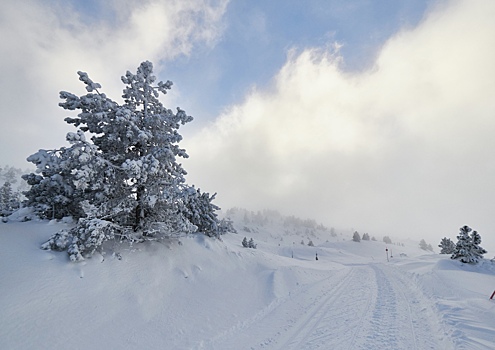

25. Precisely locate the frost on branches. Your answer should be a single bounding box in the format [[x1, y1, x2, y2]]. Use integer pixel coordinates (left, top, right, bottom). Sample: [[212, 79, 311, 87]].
[[451, 225, 487, 264], [25, 61, 233, 261]]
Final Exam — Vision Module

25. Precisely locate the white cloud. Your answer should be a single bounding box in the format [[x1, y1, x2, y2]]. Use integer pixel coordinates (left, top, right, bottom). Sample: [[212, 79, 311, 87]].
[[183, 0, 495, 250], [0, 0, 228, 167]]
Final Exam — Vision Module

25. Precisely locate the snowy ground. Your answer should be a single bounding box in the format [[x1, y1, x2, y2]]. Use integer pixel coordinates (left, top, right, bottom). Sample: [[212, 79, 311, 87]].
[[1, 213, 495, 350]]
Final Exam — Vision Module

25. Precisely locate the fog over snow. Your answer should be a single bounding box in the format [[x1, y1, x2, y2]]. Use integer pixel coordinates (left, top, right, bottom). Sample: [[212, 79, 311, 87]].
[[1, 0, 495, 252]]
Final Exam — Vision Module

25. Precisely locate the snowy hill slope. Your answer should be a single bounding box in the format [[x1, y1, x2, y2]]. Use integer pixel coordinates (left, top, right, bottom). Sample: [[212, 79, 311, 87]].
[[1, 212, 495, 349]]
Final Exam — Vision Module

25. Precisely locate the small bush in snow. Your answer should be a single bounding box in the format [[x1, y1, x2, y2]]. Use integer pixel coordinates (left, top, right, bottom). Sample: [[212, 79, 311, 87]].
[[42, 218, 123, 261]]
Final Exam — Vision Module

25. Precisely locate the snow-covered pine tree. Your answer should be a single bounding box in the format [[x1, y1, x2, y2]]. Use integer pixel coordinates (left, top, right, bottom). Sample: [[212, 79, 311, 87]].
[[248, 238, 257, 249], [470, 230, 487, 262], [451, 226, 472, 262], [362, 233, 370, 241], [419, 239, 428, 250], [242, 237, 249, 248], [438, 237, 455, 254], [451, 225, 486, 263], [32, 61, 225, 261], [57, 62, 195, 233], [23, 143, 91, 220], [352, 231, 361, 242], [182, 188, 221, 238], [0, 181, 18, 215]]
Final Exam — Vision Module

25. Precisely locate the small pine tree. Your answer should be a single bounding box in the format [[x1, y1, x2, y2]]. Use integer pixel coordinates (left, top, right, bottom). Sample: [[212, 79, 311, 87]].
[[308, 240, 314, 246], [383, 236, 392, 244], [362, 233, 370, 241], [182, 188, 233, 238], [451, 225, 486, 264], [352, 231, 361, 242], [248, 238, 257, 249], [470, 230, 487, 261], [419, 239, 428, 250], [242, 237, 249, 248], [438, 237, 455, 254], [0, 181, 20, 216]]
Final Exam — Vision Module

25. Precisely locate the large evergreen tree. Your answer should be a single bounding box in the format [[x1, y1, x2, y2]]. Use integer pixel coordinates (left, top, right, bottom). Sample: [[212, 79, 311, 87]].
[[27, 61, 230, 261]]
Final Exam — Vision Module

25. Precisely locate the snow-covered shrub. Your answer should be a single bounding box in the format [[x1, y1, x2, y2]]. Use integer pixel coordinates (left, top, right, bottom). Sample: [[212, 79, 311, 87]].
[[242, 237, 257, 249], [66, 219, 123, 261], [41, 230, 71, 251], [42, 218, 123, 261]]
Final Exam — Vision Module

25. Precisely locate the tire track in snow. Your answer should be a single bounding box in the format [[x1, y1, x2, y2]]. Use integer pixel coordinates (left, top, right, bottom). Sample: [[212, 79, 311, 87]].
[[279, 265, 376, 350], [281, 268, 369, 349], [257, 263, 446, 350], [361, 264, 447, 350], [200, 263, 448, 350]]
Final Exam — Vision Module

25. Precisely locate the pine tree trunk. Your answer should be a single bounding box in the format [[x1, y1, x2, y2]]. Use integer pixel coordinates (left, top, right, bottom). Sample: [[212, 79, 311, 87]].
[[134, 185, 145, 231]]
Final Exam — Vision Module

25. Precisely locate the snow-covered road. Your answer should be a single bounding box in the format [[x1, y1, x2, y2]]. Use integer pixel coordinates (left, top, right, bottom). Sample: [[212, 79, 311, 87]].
[[205, 263, 449, 350]]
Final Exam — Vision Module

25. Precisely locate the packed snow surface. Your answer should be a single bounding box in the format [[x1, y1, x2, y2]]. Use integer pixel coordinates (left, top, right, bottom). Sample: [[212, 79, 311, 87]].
[[1, 215, 495, 350]]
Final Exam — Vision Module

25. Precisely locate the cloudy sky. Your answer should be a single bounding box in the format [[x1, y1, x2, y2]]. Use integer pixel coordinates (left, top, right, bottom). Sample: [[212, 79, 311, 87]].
[[2, 0, 495, 251]]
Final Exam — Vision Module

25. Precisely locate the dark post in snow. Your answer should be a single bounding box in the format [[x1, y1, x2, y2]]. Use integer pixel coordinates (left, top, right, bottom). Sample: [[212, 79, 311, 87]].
[[386, 247, 389, 262]]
